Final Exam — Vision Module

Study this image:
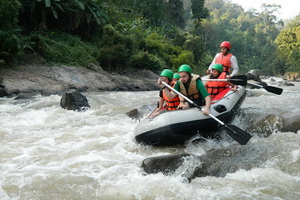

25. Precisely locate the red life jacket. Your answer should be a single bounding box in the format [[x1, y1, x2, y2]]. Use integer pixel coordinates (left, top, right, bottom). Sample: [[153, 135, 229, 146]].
[[205, 72, 228, 98], [162, 81, 180, 111], [215, 53, 232, 74]]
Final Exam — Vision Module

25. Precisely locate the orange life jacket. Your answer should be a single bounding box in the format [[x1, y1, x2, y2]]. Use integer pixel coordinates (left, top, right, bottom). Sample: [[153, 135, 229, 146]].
[[215, 53, 232, 74], [206, 72, 228, 98], [179, 75, 201, 101], [162, 81, 180, 111]]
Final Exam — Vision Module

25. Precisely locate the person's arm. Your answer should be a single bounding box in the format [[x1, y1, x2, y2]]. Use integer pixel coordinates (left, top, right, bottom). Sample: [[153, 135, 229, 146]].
[[229, 55, 239, 77], [203, 95, 211, 115], [227, 81, 238, 91], [196, 79, 211, 115]]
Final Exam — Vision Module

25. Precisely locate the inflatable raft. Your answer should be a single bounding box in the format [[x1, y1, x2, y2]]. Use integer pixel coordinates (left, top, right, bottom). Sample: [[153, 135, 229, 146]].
[[134, 86, 246, 146]]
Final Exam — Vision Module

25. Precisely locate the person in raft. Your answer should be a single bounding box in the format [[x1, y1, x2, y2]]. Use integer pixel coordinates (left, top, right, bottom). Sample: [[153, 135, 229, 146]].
[[147, 69, 180, 118], [173, 73, 180, 83], [205, 64, 238, 99], [206, 41, 239, 78], [160, 64, 211, 115]]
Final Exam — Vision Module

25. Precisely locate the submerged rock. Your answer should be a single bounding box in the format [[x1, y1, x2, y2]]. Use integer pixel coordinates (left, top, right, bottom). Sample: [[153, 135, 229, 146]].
[[142, 134, 299, 180], [246, 114, 284, 137], [60, 89, 90, 111], [0, 87, 7, 97], [126, 104, 157, 120], [281, 109, 300, 133]]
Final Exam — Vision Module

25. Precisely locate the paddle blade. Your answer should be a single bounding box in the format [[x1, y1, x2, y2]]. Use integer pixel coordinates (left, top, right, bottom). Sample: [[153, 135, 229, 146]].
[[224, 125, 252, 145], [264, 86, 283, 95], [228, 75, 248, 86]]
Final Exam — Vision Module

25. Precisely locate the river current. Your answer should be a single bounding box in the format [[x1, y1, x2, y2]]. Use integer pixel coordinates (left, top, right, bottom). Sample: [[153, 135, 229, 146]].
[[0, 79, 299, 199]]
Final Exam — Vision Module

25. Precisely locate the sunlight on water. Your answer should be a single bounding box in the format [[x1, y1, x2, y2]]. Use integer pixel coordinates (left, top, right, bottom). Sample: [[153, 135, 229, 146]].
[[0, 82, 300, 199]]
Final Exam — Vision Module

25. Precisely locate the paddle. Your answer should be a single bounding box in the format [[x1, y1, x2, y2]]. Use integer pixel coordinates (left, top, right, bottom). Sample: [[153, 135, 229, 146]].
[[247, 82, 283, 95], [161, 81, 252, 145], [202, 75, 248, 86]]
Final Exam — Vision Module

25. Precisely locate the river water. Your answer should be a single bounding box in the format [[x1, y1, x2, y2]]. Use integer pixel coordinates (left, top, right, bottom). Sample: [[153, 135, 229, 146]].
[[0, 79, 299, 200]]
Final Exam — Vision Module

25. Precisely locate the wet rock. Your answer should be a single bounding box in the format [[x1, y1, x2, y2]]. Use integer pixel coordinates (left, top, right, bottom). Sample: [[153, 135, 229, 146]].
[[60, 89, 90, 111], [141, 139, 288, 180], [246, 69, 262, 82], [246, 70, 272, 90], [14, 93, 36, 100], [0, 87, 7, 97], [0, 77, 7, 97], [246, 114, 283, 137], [142, 153, 194, 174], [2, 65, 160, 95], [278, 81, 295, 87], [126, 104, 157, 120], [281, 109, 300, 133]]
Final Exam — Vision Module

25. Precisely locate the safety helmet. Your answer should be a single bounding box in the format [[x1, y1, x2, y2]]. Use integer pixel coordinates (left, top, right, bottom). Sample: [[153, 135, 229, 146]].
[[173, 73, 180, 79], [212, 64, 223, 73], [220, 41, 231, 50], [178, 64, 192, 73], [160, 69, 173, 80]]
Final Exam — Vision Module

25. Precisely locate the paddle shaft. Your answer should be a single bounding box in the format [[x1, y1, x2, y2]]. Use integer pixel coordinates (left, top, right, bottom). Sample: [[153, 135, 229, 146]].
[[162, 81, 224, 125], [202, 79, 243, 82], [202, 75, 248, 86]]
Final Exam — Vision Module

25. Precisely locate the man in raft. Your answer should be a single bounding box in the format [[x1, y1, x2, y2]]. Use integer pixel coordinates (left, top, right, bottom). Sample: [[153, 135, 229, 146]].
[[147, 69, 180, 118], [160, 64, 211, 115], [206, 41, 239, 78], [206, 64, 238, 99]]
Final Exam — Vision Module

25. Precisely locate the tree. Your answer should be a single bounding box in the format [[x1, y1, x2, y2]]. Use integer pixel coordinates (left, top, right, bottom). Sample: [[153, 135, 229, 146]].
[[136, 0, 166, 26], [191, 0, 209, 19], [166, 0, 185, 28], [275, 15, 300, 72]]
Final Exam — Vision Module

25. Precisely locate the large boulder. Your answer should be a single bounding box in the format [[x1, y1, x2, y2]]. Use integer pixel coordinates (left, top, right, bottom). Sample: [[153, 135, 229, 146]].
[[0, 87, 7, 97], [141, 135, 297, 180], [246, 70, 269, 89], [0, 77, 7, 97], [60, 89, 90, 111], [281, 109, 300, 133], [246, 114, 283, 137], [246, 69, 262, 82]]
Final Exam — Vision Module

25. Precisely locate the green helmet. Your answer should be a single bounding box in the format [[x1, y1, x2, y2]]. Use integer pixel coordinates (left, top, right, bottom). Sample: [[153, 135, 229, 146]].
[[212, 64, 223, 73], [160, 69, 173, 80], [173, 73, 180, 79], [178, 64, 192, 73]]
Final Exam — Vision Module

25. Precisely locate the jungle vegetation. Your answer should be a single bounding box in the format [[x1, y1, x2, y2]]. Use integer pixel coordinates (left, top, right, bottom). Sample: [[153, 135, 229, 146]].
[[0, 0, 299, 75]]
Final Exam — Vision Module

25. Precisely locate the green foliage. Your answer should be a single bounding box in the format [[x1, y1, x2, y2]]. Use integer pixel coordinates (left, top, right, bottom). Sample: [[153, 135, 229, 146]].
[[191, 0, 209, 19], [166, 0, 185, 28], [129, 51, 164, 71], [20, 0, 108, 38], [0, 30, 24, 66], [31, 31, 98, 66], [136, 0, 166, 26], [275, 17, 300, 72], [0, 0, 20, 30], [99, 25, 135, 72], [171, 50, 195, 70]]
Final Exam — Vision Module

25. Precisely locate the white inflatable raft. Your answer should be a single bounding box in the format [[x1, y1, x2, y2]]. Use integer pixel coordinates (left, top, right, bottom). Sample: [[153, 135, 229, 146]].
[[134, 86, 246, 146]]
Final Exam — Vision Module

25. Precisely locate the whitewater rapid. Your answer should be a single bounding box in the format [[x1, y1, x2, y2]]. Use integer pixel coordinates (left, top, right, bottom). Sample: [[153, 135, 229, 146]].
[[0, 80, 299, 199]]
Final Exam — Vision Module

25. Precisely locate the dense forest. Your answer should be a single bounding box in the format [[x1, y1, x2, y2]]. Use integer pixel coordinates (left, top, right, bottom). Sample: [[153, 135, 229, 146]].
[[0, 0, 299, 75]]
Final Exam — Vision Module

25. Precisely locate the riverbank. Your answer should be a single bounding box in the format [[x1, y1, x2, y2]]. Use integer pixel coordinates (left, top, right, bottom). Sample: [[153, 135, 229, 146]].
[[0, 65, 160, 97]]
